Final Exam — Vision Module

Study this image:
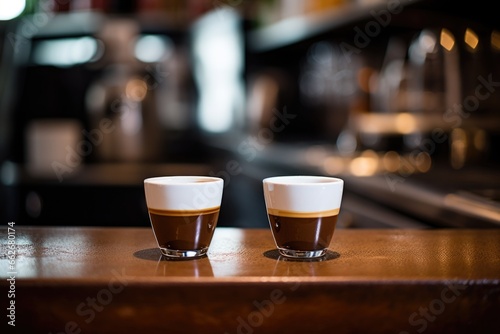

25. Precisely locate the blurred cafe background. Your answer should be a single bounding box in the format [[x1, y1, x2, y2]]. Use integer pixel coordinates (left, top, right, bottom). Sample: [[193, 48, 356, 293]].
[[0, 0, 499, 229]]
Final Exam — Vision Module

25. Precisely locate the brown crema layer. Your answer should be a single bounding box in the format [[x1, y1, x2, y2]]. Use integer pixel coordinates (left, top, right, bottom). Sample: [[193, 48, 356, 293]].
[[148, 206, 220, 217], [266, 208, 340, 218]]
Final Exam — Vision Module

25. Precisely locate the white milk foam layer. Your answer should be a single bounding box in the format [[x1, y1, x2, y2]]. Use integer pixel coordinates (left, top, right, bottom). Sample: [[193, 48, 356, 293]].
[[144, 176, 224, 211], [263, 175, 343, 213]]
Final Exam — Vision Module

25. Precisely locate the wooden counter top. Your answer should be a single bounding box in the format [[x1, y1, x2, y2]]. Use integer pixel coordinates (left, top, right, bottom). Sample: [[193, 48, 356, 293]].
[[1, 227, 499, 333]]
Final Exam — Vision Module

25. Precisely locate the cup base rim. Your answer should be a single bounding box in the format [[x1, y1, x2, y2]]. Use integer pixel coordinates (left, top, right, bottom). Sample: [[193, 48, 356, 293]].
[[278, 248, 326, 258], [159, 247, 209, 258]]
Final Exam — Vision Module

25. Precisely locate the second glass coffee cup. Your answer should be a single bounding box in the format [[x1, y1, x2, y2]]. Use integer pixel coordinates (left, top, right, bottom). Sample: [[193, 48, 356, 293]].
[[263, 175, 344, 258]]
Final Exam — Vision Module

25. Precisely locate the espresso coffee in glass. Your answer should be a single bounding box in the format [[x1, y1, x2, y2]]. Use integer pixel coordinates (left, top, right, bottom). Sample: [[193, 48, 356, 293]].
[[144, 176, 224, 258], [263, 175, 344, 258]]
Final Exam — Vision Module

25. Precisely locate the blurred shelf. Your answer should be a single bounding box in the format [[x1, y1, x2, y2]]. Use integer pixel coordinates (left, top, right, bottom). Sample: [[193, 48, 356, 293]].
[[351, 113, 500, 135], [247, 0, 421, 52], [247, 0, 500, 53], [23, 10, 186, 39]]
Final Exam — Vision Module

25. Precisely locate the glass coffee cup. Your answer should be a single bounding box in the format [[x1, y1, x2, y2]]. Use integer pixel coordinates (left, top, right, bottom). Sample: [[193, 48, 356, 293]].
[[263, 175, 344, 258], [144, 176, 224, 258]]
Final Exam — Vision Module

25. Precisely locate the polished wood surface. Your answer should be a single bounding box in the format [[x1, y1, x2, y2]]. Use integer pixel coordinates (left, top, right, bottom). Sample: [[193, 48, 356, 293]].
[[1, 227, 499, 333]]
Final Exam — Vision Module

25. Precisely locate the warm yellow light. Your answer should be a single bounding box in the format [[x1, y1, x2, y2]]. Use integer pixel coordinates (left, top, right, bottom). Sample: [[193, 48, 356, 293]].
[[450, 128, 467, 169], [383, 151, 400, 172], [126, 79, 148, 101], [349, 150, 379, 176], [464, 28, 479, 50], [440, 29, 455, 51], [415, 152, 432, 173], [395, 113, 417, 134], [491, 30, 500, 51]]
